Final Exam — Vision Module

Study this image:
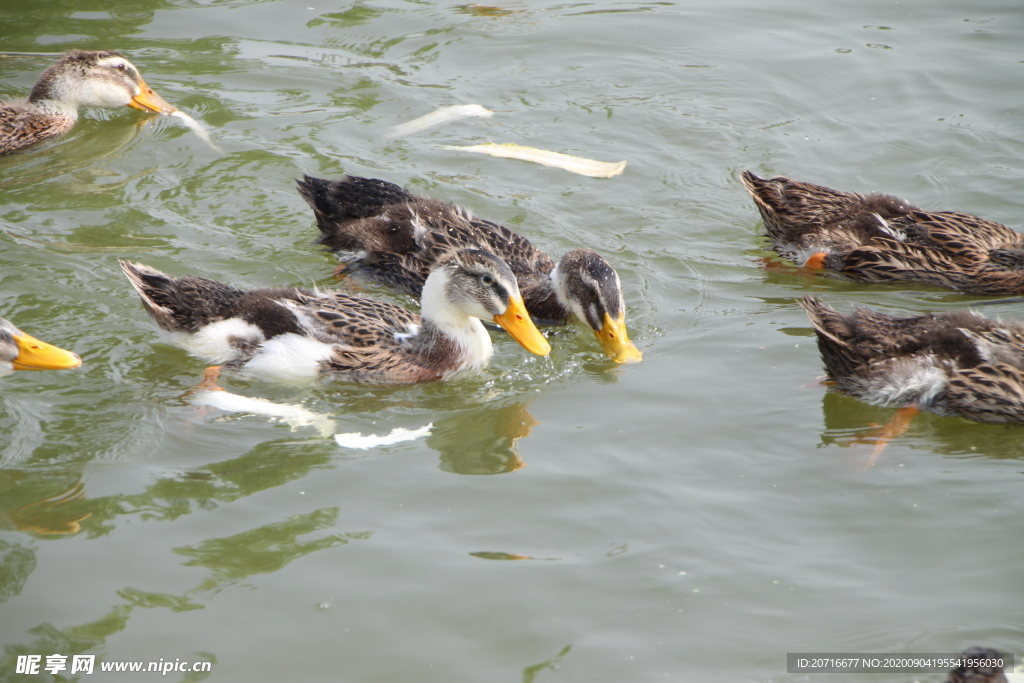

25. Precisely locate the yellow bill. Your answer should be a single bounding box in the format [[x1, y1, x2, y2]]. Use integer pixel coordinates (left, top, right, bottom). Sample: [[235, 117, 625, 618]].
[[596, 312, 642, 363], [128, 77, 177, 114], [494, 296, 551, 356], [12, 332, 82, 371]]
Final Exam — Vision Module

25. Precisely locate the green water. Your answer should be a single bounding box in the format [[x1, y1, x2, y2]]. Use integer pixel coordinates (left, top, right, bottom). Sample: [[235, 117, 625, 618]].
[[1, 0, 1021, 681]]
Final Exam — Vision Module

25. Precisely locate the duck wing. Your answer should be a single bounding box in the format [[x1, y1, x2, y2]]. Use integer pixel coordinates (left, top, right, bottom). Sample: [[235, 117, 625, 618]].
[[298, 175, 556, 297], [0, 102, 72, 155], [282, 291, 445, 384]]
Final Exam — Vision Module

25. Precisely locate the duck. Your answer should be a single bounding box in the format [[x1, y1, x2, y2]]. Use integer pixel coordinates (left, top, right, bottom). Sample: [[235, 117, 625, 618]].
[[119, 250, 550, 386], [0, 317, 81, 376], [1, 49, 176, 156], [296, 174, 642, 363], [800, 294, 1024, 424], [741, 170, 1024, 295]]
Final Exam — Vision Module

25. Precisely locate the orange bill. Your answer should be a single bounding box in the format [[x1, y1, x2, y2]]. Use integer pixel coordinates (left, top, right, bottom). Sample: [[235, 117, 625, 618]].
[[595, 311, 642, 364], [128, 77, 177, 114], [493, 296, 551, 356], [12, 331, 82, 371]]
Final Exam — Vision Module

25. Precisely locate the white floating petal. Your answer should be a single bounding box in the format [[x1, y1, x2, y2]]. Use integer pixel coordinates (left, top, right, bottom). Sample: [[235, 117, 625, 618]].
[[442, 142, 626, 177], [385, 104, 494, 139]]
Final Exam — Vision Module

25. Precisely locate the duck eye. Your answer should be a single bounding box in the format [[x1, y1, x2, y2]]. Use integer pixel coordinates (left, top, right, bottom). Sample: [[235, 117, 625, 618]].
[[481, 274, 494, 285], [114, 63, 127, 71]]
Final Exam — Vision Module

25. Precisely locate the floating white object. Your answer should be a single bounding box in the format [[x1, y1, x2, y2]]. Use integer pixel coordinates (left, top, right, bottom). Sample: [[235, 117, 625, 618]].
[[334, 424, 433, 450], [190, 389, 335, 436], [442, 142, 627, 178], [385, 104, 494, 139], [170, 110, 222, 152]]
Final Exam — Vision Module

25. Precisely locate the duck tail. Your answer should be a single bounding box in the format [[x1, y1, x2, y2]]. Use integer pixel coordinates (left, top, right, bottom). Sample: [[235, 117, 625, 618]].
[[296, 175, 415, 252], [119, 260, 247, 333], [797, 295, 866, 380]]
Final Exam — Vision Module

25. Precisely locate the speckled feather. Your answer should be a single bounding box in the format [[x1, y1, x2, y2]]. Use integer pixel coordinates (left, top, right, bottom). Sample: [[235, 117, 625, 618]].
[[800, 295, 1024, 423], [742, 171, 1024, 294]]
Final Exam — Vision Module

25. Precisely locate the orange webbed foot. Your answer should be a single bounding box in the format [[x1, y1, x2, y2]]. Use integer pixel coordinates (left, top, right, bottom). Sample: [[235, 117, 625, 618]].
[[839, 405, 919, 470], [183, 365, 225, 397], [802, 252, 828, 270]]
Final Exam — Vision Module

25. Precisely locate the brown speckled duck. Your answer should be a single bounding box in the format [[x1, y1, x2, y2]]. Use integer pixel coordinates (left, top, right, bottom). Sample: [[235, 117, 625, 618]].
[[0, 49, 176, 155], [801, 295, 1024, 424], [742, 170, 1024, 295], [120, 251, 550, 386], [296, 175, 642, 363], [0, 317, 81, 376]]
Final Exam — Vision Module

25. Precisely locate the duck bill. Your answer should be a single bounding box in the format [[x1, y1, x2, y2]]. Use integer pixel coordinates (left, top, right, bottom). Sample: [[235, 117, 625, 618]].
[[128, 78, 177, 114], [596, 312, 642, 363], [494, 296, 551, 356], [12, 332, 82, 371]]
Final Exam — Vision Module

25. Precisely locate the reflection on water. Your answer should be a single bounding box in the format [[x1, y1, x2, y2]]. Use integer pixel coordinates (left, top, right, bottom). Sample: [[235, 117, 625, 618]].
[[0, 506, 366, 670], [0, 604, 135, 673], [0, 118, 152, 190], [0, 540, 35, 605], [185, 391, 540, 475], [818, 391, 1024, 465], [175, 507, 369, 586], [0, 479, 91, 535], [431, 400, 538, 475]]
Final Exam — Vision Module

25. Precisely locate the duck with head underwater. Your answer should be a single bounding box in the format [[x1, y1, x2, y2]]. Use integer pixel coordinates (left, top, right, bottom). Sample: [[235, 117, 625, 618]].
[[741, 169, 1024, 295], [296, 175, 642, 364], [0, 317, 81, 377], [120, 249, 550, 386], [0, 49, 176, 156]]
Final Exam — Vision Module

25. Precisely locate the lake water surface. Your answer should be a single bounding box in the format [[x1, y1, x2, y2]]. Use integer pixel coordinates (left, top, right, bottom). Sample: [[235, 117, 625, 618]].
[[1, 0, 1022, 681]]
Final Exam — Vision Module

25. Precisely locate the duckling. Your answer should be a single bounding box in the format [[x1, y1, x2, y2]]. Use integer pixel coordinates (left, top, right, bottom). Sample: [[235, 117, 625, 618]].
[[741, 170, 1024, 294], [1, 49, 176, 155], [296, 175, 642, 363], [0, 317, 81, 376], [119, 251, 550, 385]]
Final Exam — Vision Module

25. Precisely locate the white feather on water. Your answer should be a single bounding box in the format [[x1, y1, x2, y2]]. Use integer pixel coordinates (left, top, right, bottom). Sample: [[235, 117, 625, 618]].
[[188, 389, 432, 447], [170, 110, 222, 152], [189, 389, 335, 436], [334, 424, 433, 449], [384, 104, 494, 139]]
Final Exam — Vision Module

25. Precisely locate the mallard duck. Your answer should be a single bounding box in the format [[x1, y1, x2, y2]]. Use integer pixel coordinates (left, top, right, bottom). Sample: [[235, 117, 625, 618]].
[[741, 170, 1024, 294], [120, 251, 550, 385], [1, 49, 176, 156], [0, 317, 81, 376], [800, 295, 1024, 424], [296, 175, 642, 363]]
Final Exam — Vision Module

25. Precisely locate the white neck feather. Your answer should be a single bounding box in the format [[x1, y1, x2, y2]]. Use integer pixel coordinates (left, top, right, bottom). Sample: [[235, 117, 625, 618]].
[[420, 269, 493, 367]]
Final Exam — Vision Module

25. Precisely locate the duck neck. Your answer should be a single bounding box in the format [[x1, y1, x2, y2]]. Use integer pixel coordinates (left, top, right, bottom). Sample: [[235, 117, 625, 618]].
[[417, 272, 493, 370], [28, 95, 80, 121]]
